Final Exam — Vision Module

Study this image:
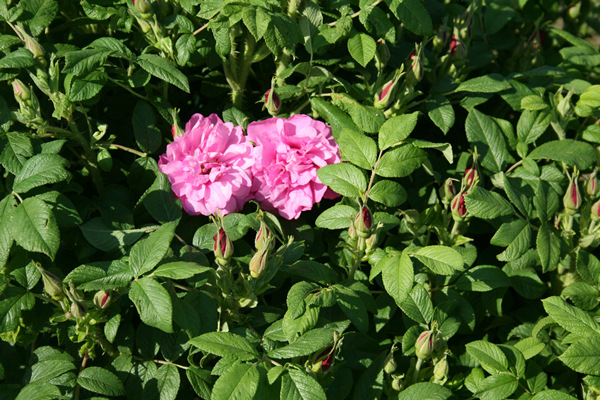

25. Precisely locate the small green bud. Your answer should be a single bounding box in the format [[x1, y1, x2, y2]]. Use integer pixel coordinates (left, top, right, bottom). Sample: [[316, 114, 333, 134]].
[[69, 281, 85, 302], [374, 79, 398, 109], [12, 79, 31, 103], [415, 330, 434, 360], [25, 35, 46, 60], [134, 0, 154, 19], [255, 220, 273, 251], [70, 300, 86, 319], [563, 178, 581, 214], [374, 39, 390, 70], [440, 178, 456, 205], [391, 375, 403, 391], [39, 268, 64, 301], [433, 356, 449, 384], [384, 354, 397, 374], [585, 171, 599, 199], [249, 246, 269, 278]]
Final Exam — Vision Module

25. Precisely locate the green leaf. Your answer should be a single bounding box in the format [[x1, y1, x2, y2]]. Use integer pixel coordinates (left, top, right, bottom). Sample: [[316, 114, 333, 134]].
[[0, 132, 33, 175], [317, 163, 367, 198], [388, 0, 432, 35], [65, 259, 133, 290], [516, 110, 551, 146], [212, 363, 259, 400], [12, 154, 70, 194], [80, 217, 144, 251], [465, 109, 513, 173], [281, 368, 326, 400], [464, 186, 515, 219], [242, 7, 270, 41], [268, 328, 334, 359], [0, 195, 16, 269], [0, 287, 35, 332], [542, 296, 600, 337], [457, 74, 512, 93], [529, 139, 596, 169], [315, 205, 356, 229], [520, 95, 549, 111], [475, 373, 518, 400], [381, 252, 413, 306], [514, 337, 546, 360], [68, 70, 106, 101], [375, 144, 427, 178], [531, 390, 578, 400], [368, 180, 407, 207], [310, 97, 360, 139], [456, 265, 510, 292], [153, 262, 211, 280], [337, 129, 377, 169], [187, 366, 212, 399], [287, 281, 319, 319], [409, 139, 453, 164], [332, 93, 385, 134], [334, 285, 368, 332], [413, 246, 464, 275], [466, 340, 509, 374], [29, 358, 75, 383], [145, 364, 179, 400], [77, 366, 125, 396], [494, 221, 531, 262], [502, 175, 530, 217], [28, 0, 58, 36], [378, 112, 419, 151], [15, 382, 60, 400], [533, 180, 560, 223], [132, 100, 162, 154], [130, 222, 177, 277], [537, 224, 561, 273], [577, 251, 600, 286], [347, 33, 376, 68], [399, 284, 433, 324], [11, 197, 59, 260], [397, 382, 452, 400], [137, 54, 190, 93], [63, 49, 113, 76], [188, 332, 260, 361], [89, 37, 134, 58], [559, 336, 600, 375], [426, 95, 455, 134], [0, 48, 35, 69], [263, 14, 302, 57], [129, 277, 173, 333]]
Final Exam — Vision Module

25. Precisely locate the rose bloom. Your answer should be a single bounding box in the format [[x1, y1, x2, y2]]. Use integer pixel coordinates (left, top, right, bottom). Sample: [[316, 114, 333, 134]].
[[247, 115, 340, 220], [158, 113, 253, 216]]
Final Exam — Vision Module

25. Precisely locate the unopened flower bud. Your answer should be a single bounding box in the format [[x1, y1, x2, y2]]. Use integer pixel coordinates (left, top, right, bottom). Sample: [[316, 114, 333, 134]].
[[585, 172, 599, 199], [384, 354, 397, 374], [69, 281, 85, 302], [451, 192, 467, 221], [70, 300, 86, 319], [213, 228, 233, 262], [312, 347, 334, 374], [449, 35, 466, 58], [25, 35, 45, 60], [591, 199, 600, 221], [39, 268, 64, 301], [255, 220, 273, 251], [391, 375, 403, 391], [568, 3, 581, 19], [374, 39, 390, 70], [433, 356, 449, 383], [463, 164, 479, 188], [12, 79, 31, 103], [365, 223, 383, 254], [135, 0, 154, 19], [264, 89, 280, 116], [563, 178, 581, 214], [374, 79, 398, 109], [405, 49, 423, 88], [94, 290, 111, 309], [249, 246, 269, 278], [415, 330, 434, 360], [354, 206, 373, 238], [440, 178, 456, 205]]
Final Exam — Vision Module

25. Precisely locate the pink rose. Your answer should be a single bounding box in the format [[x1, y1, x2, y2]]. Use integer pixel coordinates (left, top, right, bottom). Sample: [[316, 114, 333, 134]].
[[247, 115, 341, 220], [158, 113, 253, 216]]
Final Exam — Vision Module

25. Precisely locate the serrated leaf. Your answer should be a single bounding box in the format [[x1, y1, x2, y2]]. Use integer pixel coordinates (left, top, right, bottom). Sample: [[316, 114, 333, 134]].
[[381, 252, 413, 306], [337, 129, 377, 169], [559, 336, 600, 375], [456, 265, 510, 292], [315, 205, 356, 229], [517, 110, 551, 146], [29, 358, 75, 383], [375, 144, 427, 178], [347, 33, 376, 67], [77, 367, 125, 396], [64, 260, 133, 291], [413, 246, 464, 275], [396, 382, 452, 400], [426, 95, 455, 134], [129, 277, 173, 333], [466, 341, 508, 374], [15, 382, 60, 400], [537, 224, 561, 273], [496, 222, 531, 262], [132, 100, 161, 154], [378, 112, 419, 151], [12, 154, 70, 194], [211, 363, 259, 400], [242, 7, 270, 40], [317, 163, 367, 198], [332, 93, 385, 133], [145, 364, 179, 400], [465, 109, 513, 173], [137, 54, 190, 93], [457, 74, 511, 93], [529, 139, 596, 169], [68, 71, 106, 101], [368, 180, 407, 207], [388, 0, 432, 35], [514, 337, 545, 360], [152, 262, 211, 279], [188, 332, 260, 361], [287, 281, 319, 319], [399, 284, 433, 324], [0, 195, 16, 269], [0, 48, 35, 69], [502, 175, 530, 217], [334, 285, 368, 332], [464, 186, 515, 219], [310, 97, 360, 138], [0, 287, 35, 332], [0, 132, 33, 175], [281, 368, 326, 400], [475, 373, 518, 400], [63, 49, 113, 76], [80, 217, 144, 251], [542, 296, 600, 337], [130, 222, 177, 277], [268, 328, 334, 359], [11, 197, 59, 260]]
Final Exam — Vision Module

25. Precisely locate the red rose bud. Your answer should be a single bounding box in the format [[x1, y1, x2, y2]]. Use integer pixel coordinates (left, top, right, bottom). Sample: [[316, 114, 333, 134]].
[[374, 39, 390, 70], [12, 79, 31, 103], [255, 220, 273, 251], [38, 268, 64, 301], [449, 35, 466, 58], [374, 78, 398, 109], [586, 172, 599, 199], [528, 30, 545, 51], [213, 228, 233, 261], [451, 192, 467, 221], [94, 290, 111, 309], [249, 246, 269, 278], [405, 46, 423, 87], [354, 206, 373, 238], [171, 124, 177, 138], [440, 178, 456, 205], [591, 199, 600, 221], [415, 330, 434, 360], [264, 89, 280, 116], [312, 347, 334, 373], [463, 164, 479, 188], [563, 179, 581, 214]]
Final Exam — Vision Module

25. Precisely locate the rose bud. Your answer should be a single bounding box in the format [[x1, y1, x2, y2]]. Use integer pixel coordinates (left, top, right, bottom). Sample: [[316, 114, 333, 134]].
[[585, 172, 599, 199], [38, 268, 64, 301], [433, 356, 449, 384], [264, 89, 280, 116], [12, 79, 31, 104], [563, 178, 581, 215], [255, 220, 273, 251], [451, 192, 467, 221], [374, 39, 390, 70], [391, 376, 403, 391], [69, 281, 85, 302], [384, 354, 397, 374], [374, 79, 398, 109], [134, 0, 154, 19], [249, 246, 269, 278], [70, 300, 86, 319], [94, 290, 111, 309], [440, 178, 456, 205], [591, 199, 600, 221], [463, 164, 479, 188], [415, 330, 434, 360], [312, 347, 334, 373], [213, 228, 233, 263], [354, 206, 373, 238], [405, 48, 423, 88]]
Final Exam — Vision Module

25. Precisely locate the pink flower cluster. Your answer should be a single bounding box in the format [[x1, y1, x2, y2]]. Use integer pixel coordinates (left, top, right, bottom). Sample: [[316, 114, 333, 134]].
[[158, 113, 340, 220]]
